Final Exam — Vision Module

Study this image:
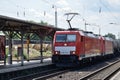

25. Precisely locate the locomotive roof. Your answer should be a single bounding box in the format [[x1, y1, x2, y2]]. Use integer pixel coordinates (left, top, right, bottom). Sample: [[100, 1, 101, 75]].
[[56, 30, 100, 38], [56, 30, 114, 41], [104, 37, 113, 41], [83, 31, 99, 38]]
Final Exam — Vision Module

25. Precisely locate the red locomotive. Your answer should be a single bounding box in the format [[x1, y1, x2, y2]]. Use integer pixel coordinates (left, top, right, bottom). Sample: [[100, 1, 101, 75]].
[[52, 30, 114, 67]]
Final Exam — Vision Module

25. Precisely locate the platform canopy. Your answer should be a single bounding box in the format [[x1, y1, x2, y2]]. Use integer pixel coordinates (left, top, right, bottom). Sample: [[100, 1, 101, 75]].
[[0, 15, 65, 65], [0, 15, 64, 37]]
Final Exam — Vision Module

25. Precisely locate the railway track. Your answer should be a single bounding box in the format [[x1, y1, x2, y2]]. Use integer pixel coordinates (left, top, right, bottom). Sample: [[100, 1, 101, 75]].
[[80, 59, 120, 80], [10, 67, 67, 80], [33, 69, 70, 80]]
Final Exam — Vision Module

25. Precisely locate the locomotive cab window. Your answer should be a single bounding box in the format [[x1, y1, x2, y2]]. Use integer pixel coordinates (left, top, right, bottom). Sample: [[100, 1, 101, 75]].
[[56, 34, 66, 42], [56, 34, 76, 42], [67, 34, 76, 42]]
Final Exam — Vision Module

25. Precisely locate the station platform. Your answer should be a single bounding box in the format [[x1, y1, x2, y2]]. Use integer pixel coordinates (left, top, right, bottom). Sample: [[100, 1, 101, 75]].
[[110, 70, 120, 80], [0, 58, 52, 74]]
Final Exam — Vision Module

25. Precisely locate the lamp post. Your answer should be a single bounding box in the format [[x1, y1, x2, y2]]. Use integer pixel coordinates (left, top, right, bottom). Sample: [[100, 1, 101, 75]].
[[93, 24, 101, 35], [85, 23, 101, 35], [98, 25, 101, 35], [52, 5, 57, 27], [83, 19, 87, 31], [110, 22, 120, 39], [83, 19, 90, 31]]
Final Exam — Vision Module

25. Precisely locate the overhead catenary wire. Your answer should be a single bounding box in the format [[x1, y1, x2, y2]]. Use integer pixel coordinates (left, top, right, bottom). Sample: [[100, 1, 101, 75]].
[[99, 0, 119, 23]]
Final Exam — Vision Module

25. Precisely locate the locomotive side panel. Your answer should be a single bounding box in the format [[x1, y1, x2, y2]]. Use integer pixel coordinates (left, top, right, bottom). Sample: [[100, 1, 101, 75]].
[[79, 36, 85, 59], [76, 32, 83, 56], [84, 36, 101, 58], [100, 37, 105, 55]]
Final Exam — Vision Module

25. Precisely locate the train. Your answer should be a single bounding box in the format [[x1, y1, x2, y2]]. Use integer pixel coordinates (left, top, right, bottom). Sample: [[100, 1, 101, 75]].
[[52, 29, 120, 67], [113, 39, 120, 54]]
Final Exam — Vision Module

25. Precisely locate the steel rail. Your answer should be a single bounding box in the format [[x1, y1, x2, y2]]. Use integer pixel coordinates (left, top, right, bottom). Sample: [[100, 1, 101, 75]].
[[80, 59, 120, 80], [10, 67, 63, 80], [102, 66, 120, 80], [33, 69, 69, 80]]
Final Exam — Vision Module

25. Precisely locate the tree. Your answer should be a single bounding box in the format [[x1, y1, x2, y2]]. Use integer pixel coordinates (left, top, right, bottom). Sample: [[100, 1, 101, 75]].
[[39, 21, 48, 25], [118, 32, 120, 39], [28, 20, 48, 26], [104, 33, 116, 39]]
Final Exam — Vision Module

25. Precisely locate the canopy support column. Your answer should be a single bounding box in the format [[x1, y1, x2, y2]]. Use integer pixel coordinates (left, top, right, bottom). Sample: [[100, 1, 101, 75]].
[[8, 31, 13, 64], [20, 31, 24, 66], [27, 34, 30, 62], [40, 37, 44, 63]]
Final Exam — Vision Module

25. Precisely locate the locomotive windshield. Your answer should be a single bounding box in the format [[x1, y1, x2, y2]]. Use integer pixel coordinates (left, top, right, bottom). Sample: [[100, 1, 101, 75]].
[[56, 34, 76, 42]]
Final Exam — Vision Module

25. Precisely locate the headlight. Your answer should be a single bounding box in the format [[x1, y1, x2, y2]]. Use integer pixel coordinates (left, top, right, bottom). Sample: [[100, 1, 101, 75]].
[[55, 51, 60, 55], [70, 51, 75, 54]]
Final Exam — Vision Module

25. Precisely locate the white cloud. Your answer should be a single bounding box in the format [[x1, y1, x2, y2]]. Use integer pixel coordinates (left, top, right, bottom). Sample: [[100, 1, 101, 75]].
[[28, 8, 55, 25], [28, 8, 43, 17], [58, 7, 72, 12], [106, 0, 120, 7], [56, 0, 69, 6]]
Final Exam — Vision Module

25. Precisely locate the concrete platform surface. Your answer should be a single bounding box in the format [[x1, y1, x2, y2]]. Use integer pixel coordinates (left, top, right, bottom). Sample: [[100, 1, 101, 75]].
[[0, 58, 52, 73]]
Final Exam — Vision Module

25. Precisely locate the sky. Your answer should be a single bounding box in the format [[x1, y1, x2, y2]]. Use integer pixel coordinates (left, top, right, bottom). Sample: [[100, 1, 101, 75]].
[[0, 0, 120, 38]]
